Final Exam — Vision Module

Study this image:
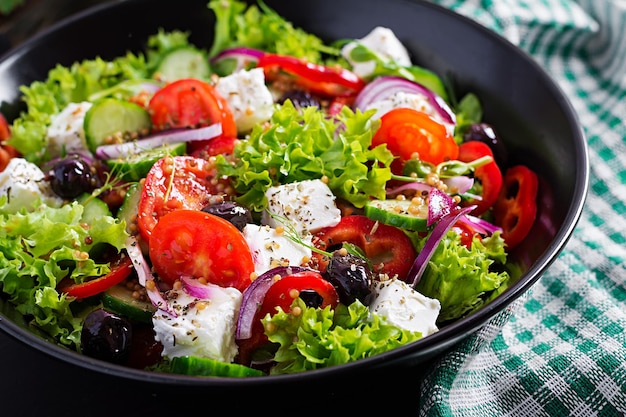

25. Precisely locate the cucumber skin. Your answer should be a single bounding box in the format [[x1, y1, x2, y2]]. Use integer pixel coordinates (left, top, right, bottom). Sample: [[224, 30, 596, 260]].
[[155, 47, 211, 81], [170, 356, 265, 378], [365, 199, 429, 231], [106, 142, 186, 181], [102, 284, 156, 323]]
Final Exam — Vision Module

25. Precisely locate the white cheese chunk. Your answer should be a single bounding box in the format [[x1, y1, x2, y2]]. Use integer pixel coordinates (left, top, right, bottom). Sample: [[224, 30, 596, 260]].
[[366, 92, 455, 135], [214, 68, 275, 134], [369, 278, 440, 337], [261, 179, 341, 234], [243, 224, 312, 276], [341, 26, 412, 78], [152, 284, 242, 363], [46, 101, 93, 157], [0, 158, 63, 212]]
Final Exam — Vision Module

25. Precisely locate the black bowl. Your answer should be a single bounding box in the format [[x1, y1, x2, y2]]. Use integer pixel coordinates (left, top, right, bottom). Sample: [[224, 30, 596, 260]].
[[0, 0, 587, 390]]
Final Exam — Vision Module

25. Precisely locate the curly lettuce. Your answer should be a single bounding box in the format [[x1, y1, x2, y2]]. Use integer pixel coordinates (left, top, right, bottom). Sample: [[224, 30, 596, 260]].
[[216, 101, 394, 210], [0, 200, 128, 347], [262, 298, 423, 375], [415, 230, 510, 322]]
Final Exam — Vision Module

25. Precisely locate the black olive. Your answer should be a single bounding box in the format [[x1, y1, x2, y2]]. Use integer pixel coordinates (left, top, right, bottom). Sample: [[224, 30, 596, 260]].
[[323, 251, 372, 305], [463, 123, 509, 168], [48, 154, 100, 199], [201, 200, 252, 231], [277, 90, 320, 109], [81, 309, 132, 364], [299, 289, 324, 308]]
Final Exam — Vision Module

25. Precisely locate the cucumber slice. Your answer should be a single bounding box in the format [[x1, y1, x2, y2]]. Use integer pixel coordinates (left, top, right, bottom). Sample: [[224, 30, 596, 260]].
[[102, 284, 156, 323], [170, 356, 265, 378], [155, 46, 210, 81], [77, 193, 112, 225], [117, 182, 142, 235], [365, 198, 429, 231], [106, 142, 186, 181], [84, 98, 152, 153]]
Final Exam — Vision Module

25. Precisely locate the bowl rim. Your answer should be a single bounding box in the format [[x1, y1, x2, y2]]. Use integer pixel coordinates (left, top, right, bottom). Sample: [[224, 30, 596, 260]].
[[0, 0, 589, 386]]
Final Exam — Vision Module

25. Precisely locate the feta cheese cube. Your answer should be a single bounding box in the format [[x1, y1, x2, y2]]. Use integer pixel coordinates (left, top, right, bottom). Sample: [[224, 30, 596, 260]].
[[152, 284, 242, 363], [262, 179, 341, 234], [341, 26, 412, 78], [0, 158, 63, 212], [46, 102, 93, 157], [215, 68, 275, 134], [243, 224, 312, 276], [369, 278, 440, 337]]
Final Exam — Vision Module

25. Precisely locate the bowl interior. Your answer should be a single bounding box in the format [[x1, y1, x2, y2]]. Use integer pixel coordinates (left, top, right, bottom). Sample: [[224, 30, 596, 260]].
[[0, 0, 588, 384]]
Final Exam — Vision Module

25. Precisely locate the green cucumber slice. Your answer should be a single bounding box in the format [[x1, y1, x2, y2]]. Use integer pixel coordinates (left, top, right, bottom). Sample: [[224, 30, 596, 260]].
[[365, 198, 429, 231], [77, 193, 112, 225], [117, 182, 142, 235], [170, 356, 265, 378], [102, 284, 156, 323], [106, 142, 186, 182], [155, 46, 210, 81], [84, 98, 152, 153]]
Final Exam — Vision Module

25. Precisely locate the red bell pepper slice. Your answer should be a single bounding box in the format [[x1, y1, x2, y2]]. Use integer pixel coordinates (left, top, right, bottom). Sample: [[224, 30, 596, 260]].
[[59, 255, 133, 299], [312, 215, 417, 281], [458, 141, 503, 216], [493, 165, 539, 249], [256, 53, 366, 97]]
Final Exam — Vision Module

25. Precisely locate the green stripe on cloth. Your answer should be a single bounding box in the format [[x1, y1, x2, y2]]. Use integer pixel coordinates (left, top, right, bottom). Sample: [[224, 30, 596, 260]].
[[421, 0, 626, 415]]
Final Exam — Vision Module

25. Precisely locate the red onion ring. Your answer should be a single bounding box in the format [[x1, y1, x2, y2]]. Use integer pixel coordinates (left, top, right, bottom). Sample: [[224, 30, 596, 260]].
[[210, 47, 265, 72]]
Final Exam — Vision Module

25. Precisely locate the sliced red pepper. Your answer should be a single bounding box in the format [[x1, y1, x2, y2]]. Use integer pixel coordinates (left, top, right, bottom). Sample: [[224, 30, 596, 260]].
[[312, 215, 417, 281], [59, 255, 133, 299], [458, 141, 503, 216], [257, 53, 366, 97], [493, 165, 539, 249]]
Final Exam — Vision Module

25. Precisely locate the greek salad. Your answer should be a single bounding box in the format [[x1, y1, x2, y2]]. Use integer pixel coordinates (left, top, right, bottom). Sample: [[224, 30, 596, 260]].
[[0, 0, 539, 377]]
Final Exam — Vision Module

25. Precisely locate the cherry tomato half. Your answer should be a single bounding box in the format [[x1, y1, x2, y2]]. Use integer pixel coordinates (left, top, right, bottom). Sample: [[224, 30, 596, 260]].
[[493, 165, 539, 250], [58, 255, 133, 299], [236, 270, 339, 366], [458, 140, 503, 216], [0, 113, 19, 172], [137, 155, 231, 242], [312, 215, 417, 281], [147, 78, 237, 139], [257, 53, 366, 97], [372, 108, 459, 174], [149, 209, 255, 291]]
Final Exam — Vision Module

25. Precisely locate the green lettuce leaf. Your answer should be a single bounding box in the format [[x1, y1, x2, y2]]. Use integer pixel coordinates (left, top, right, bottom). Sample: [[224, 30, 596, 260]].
[[0, 200, 128, 347], [415, 230, 510, 322], [262, 298, 423, 374], [216, 101, 394, 210]]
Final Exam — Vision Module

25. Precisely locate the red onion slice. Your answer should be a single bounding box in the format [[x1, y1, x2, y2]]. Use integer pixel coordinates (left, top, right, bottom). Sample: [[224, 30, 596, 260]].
[[210, 47, 264, 72], [95, 123, 222, 159], [459, 214, 503, 236], [408, 205, 476, 288], [354, 76, 456, 125], [236, 266, 309, 340], [181, 275, 213, 299], [427, 187, 457, 226]]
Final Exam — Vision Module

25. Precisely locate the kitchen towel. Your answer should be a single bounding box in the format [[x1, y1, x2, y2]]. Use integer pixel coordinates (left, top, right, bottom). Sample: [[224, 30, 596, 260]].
[[422, 0, 626, 415]]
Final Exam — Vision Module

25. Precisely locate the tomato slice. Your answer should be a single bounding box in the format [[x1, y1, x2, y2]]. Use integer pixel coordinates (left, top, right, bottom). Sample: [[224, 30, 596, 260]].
[[189, 135, 238, 160], [257, 54, 366, 97], [236, 270, 339, 366], [137, 155, 230, 242], [493, 165, 539, 249], [451, 220, 482, 249], [372, 108, 459, 173], [149, 209, 255, 291], [458, 141, 503, 216], [58, 255, 133, 299], [147, 78, 237, 141], [0, 113, 19, 172], [312, 215, 416, 281]]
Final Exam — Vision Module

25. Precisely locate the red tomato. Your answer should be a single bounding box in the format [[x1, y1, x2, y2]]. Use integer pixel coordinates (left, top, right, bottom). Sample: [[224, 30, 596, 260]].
[[372, 108, 459, 174], [312, 215, 417, 281], [458, 141, 503, 216], [257, 54, 366, 97], [58, 255, 133, 299], [236, 270, 339, 366], [493, 165, 539, 249], [0, 113, 19, 172], [147, 78, 237, 138], [149, 209, 255, 291], [451, 220, 482, 249], [137, 155, 231, 242], [189, 135, 238, 159]]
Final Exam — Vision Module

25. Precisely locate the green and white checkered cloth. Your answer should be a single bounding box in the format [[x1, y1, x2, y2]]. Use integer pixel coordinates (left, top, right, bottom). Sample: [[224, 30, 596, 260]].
[[421, 0, 626, 415]]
